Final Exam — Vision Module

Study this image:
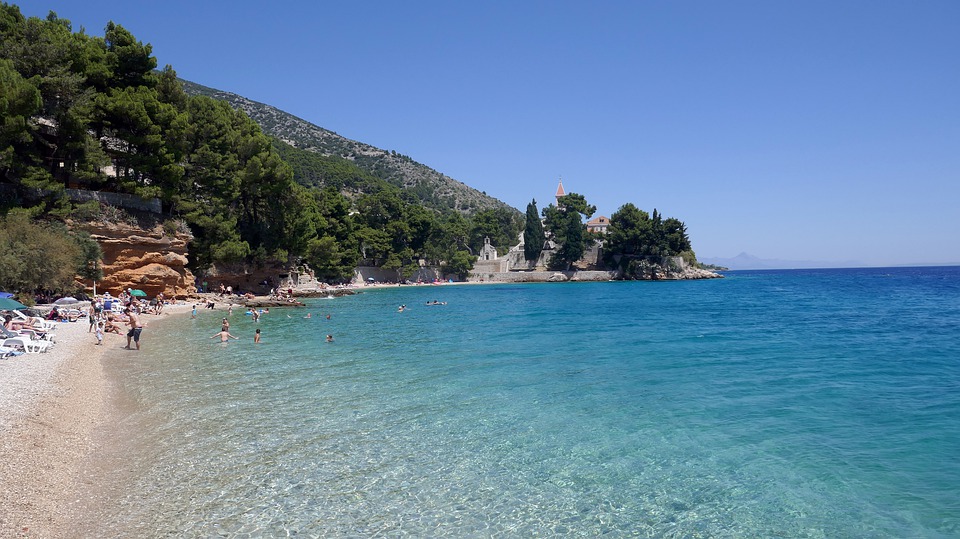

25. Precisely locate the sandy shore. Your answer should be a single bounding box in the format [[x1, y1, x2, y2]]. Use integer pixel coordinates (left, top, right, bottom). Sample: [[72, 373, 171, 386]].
[[0, 305, 191, 538]]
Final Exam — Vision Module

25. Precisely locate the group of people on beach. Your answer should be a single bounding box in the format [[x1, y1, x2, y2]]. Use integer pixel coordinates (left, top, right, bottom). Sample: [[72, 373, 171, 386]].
[[85, 291, 151, 349]]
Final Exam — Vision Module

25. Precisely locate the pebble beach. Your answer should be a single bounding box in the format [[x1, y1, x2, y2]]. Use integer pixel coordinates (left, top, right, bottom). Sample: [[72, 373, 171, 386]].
[[0, 304, 190, 538]]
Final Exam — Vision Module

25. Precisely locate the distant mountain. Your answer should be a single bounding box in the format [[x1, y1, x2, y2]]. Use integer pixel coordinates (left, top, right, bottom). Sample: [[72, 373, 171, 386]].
[[180, 79, 517, 217], [700, 252, 864, 270]]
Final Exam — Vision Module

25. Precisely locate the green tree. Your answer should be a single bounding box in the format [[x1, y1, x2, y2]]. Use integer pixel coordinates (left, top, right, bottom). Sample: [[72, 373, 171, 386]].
[[543, 193, 596, 270], [104, 21, 156, 88], [603, 204, 694, 268], [74, 229, 103, 283], [0, 212, 83, 295], [602, 203, 652, 267], [442, 250, 474, 280], [0, 58, 42, 186], [663, 217, 692, 255], [523, 198, 545, 261]]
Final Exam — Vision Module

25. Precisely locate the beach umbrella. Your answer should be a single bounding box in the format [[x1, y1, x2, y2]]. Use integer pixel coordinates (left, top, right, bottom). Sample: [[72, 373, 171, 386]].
[[0, 297, 28, 310], [54, 296, 80, 305], [130, 289, 148, 297], [367, 277, 375, 281]]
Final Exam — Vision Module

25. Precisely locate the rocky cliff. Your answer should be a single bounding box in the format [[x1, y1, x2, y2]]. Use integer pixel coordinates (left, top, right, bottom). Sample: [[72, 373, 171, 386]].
[[74, 221, 196, 298]]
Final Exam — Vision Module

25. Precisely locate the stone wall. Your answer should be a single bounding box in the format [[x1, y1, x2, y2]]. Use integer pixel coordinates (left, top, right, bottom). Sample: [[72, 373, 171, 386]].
[[65, 189, 161, 214], [353, 266, 448, 284], [467, 270, 618, 283]]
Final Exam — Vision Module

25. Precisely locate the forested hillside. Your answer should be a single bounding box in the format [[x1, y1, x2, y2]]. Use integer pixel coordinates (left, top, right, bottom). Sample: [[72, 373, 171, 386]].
[[0, 4, 521, 291], [180, 79, 517, 217]]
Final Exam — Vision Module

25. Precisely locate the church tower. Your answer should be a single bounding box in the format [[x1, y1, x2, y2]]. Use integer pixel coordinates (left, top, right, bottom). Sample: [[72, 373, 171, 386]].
[[555, 177, 565, 205]]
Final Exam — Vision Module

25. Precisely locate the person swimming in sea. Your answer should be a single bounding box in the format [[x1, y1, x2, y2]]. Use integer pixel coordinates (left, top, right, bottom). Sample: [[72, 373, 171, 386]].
[[326, 334, 334, 342], [254, 328, 261, 344], [211, 329, 239, 342]]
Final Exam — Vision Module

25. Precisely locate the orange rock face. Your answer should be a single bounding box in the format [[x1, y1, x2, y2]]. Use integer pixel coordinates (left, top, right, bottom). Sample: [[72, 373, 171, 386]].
[[77, 222, 196, 298]]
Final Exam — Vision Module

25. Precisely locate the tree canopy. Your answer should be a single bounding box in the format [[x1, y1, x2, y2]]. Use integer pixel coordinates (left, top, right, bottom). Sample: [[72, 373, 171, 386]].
[[602, 204, 694, 268]]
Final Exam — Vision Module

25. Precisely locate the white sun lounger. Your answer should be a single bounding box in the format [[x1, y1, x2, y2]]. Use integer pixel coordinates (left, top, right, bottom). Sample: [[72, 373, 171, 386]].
[[1, 337, 51, 354]]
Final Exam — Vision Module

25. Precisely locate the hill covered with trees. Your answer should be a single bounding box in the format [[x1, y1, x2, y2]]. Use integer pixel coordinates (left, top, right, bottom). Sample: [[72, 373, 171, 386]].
[[0, 4, 521, 297], [179, 79, 517, 218]]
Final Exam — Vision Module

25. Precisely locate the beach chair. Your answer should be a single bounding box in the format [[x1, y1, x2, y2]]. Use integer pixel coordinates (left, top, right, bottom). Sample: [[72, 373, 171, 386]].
[[18, 328, 56, 344], [0, 345, 24, 358], [13, 310, 58, 331], [2, 324, 55, 344], [1, 336, 50, 353]]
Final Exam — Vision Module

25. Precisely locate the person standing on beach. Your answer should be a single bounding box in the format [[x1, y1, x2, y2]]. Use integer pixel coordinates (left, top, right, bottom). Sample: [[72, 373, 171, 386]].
[[124, 308, 143, 350], [88, 303, 97, 332]]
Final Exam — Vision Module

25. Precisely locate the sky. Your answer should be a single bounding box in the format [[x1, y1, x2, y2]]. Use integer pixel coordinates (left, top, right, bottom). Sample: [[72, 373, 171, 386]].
[[16, 1, 960, 266]]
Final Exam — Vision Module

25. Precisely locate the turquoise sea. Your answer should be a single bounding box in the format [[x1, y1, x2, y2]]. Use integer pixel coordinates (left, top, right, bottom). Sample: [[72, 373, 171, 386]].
[[92, 267, 960, 537]]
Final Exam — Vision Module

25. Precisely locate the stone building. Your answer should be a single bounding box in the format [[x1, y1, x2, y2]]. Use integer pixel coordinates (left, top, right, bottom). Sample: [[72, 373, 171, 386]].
[[478, 236, 498, 261], [586, 215, 610, 234]]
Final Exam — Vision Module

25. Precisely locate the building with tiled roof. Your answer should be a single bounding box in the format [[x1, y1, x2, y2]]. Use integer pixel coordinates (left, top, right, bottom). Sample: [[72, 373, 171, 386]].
[[586, 215, 610, 234]]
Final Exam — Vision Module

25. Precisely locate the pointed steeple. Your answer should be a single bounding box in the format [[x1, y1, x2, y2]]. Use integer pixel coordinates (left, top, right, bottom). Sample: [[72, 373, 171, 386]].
[[555, 177, 565, 203]]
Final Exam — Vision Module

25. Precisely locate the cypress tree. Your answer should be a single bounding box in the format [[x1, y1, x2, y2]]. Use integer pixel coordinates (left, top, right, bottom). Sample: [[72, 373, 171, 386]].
[[523, 198, 544, 261]]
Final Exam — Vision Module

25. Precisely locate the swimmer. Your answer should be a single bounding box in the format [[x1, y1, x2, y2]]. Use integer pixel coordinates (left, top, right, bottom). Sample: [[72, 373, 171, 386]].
[[254, 328, 261, 344], [397, 305, 406, 312], [326, 334, 334, 342], [210, 329, 238, 342], [304, 313, 311, 319]]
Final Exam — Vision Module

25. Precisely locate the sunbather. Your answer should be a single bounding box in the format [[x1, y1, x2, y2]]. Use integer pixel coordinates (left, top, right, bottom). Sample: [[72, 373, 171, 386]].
[[4, 315, 42, 334]]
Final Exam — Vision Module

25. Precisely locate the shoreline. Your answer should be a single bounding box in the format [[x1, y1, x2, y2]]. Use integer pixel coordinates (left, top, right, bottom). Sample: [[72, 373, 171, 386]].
[[0, 304, 192, 538]]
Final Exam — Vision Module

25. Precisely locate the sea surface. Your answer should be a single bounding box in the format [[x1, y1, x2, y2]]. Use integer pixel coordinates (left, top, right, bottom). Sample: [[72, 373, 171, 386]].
[[92, 267, 960, 537]]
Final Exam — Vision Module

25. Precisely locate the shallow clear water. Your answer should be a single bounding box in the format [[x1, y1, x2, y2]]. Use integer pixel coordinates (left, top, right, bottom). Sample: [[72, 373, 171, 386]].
[[96, 268, 960, 537]]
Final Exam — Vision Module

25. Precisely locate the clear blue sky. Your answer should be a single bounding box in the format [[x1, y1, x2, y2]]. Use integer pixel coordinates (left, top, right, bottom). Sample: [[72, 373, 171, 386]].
[[17, 1, 960, 266]]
